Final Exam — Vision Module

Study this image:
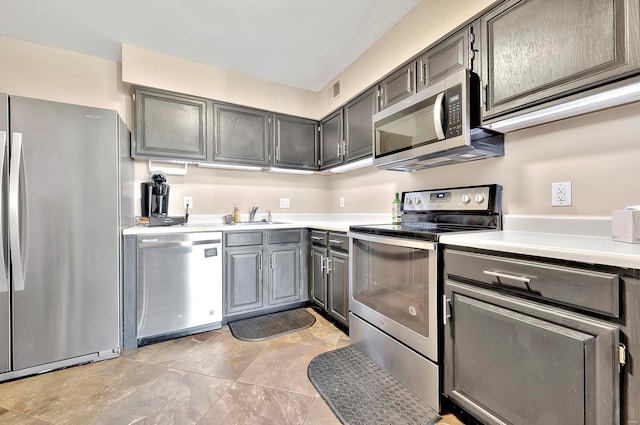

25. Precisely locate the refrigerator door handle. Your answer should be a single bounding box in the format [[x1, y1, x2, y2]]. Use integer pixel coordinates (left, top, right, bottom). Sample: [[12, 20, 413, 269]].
[[0, 130, 6, 293], [9, 132, 24, 291]]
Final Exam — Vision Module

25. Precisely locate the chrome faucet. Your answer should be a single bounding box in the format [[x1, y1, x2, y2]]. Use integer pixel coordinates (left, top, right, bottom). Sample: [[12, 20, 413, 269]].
[[249, 206, 259, 222]]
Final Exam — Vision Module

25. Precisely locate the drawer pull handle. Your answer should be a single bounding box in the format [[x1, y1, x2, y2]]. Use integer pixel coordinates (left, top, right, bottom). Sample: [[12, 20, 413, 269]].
[[311, 236, 324, 241], [328, 239, 343, 244], [483, 270, 531, 284]]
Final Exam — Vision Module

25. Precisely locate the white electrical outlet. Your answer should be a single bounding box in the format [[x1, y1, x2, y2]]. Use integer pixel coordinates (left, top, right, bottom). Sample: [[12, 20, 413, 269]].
[[339, 197, 345, 208], [184, 196, 193, 208], [551, 182, 572, 206], [279, 198, 290, 209]]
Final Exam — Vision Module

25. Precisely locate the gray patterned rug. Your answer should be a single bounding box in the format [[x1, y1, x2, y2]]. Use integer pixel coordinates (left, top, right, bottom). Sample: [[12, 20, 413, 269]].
[[228, 308, 316, 341], [308, 345, 442, 425]]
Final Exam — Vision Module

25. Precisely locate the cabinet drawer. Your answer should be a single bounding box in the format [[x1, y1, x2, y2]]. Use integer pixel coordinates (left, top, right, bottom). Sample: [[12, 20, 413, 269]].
[[268, 229, 300, 244], [225, 232, 263, 247], [310, 230, 327, 247], [445, 249, 619, 317], [327, 233, 348, 252]]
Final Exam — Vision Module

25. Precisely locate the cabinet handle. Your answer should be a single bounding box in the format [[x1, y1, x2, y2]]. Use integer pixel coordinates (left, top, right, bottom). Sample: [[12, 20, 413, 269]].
[[379, 88, 384, 108], [337, 142, 342, 157], [483, 270, 531, 284], [320, 255, 326, 271], [275, 143, 280, 162], [326, 257, 332, 274], [342, 140, 348, 157], [259, 253, 263, 270], [443, 295, 451, 326], [406, 68, 412, 93], [328, 239, 342, 244], [270, 253, 274, 270], [311, 236, 324, 241], [419, 60, 425, 85]]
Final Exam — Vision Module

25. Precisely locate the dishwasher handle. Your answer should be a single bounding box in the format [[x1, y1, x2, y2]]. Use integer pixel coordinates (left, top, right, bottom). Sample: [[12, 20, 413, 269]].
[[138, 239, 221, 249]]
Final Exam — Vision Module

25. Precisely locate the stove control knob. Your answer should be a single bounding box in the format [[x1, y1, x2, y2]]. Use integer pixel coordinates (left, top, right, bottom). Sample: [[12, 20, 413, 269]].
[[414, 198, 421, 205], [406, 198, 412, 205], [461, 194, 471, 204], [475, 193, 485, 203]]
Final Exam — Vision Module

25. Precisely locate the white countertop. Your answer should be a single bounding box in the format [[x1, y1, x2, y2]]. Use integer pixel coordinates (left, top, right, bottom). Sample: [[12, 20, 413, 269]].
[[122, 213, 389, 236], [440, 230, 640, 269]]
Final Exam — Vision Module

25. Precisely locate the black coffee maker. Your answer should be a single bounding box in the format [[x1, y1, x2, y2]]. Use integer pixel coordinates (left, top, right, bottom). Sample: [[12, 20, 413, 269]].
[[141, 172, 170, 217]]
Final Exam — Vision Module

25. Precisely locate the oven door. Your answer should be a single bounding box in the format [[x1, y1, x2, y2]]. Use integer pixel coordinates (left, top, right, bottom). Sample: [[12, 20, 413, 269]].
[[348, 232, 438, 361]]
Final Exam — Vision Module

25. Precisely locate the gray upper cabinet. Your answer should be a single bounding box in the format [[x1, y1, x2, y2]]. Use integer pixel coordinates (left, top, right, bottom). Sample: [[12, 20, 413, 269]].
[[133, 88, 208, 161], [480, 0, 640, 121], [273, 114, 318, 170], [417, 27, 472, 91], [379, 63, 416, 110], [319, 109, 343, 169], [213, 103, 270, 166], [344, 87, 377, 161]]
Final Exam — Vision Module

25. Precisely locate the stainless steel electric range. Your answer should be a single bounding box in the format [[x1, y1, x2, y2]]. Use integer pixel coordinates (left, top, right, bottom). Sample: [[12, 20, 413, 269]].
[[348, 184, 502, 412]]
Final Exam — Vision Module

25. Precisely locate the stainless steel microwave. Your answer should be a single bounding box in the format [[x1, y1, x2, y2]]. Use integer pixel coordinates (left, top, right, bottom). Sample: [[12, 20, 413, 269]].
[[372, 69, 504, 171]]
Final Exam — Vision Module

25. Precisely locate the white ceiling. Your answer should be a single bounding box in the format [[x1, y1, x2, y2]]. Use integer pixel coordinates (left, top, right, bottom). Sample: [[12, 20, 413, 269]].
[[0, 0, 421, 92]]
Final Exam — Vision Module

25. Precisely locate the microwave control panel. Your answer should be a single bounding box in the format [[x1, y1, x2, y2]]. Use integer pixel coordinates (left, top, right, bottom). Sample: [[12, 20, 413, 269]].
[[445, 84, 463, 138]]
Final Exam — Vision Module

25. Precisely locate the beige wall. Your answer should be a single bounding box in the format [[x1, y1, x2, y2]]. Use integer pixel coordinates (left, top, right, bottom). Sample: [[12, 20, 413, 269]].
[[0, 35, 132, 127], [136, 162, 330, 217], [317, 0, 497, 118], [122, 45, 318, 119], [328, 100, 640, 215]]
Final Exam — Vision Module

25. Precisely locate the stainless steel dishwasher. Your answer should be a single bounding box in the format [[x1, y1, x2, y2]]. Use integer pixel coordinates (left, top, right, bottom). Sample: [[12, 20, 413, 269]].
[[136, 232, 222, 344]]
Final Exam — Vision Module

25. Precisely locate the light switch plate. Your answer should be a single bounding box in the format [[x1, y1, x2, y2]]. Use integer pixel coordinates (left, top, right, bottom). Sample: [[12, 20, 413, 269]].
[[339, 197, 345, 208], [279, 198, 290, 209]]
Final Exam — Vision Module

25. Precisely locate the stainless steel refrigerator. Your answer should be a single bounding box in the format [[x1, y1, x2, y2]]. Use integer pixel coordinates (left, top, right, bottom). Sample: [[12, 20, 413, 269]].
[[0, 94, 133, 380]]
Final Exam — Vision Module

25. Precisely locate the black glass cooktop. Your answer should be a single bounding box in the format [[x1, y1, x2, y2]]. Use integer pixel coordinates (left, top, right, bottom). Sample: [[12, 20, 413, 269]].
[[349, 223, 496, 242]]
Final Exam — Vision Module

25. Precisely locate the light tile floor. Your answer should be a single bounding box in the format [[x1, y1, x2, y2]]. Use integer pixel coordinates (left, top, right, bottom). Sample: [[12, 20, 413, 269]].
[[0, 308, 467, 424]]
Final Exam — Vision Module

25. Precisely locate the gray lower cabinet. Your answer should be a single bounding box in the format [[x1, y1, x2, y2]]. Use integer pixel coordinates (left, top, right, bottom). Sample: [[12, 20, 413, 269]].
[[444, 248, 622, 425], [224, 246, 264, 315], [417, 26, 473, 91], [213, 103, 270, 166], [224, 229, 305, 318], [309, 231, 349, 327], [273, 114, 318, 170], [480, 0, 640, 121], [133, 88, 209, 161], [310, 245, 327, 308], [327, 250, 348, 325]]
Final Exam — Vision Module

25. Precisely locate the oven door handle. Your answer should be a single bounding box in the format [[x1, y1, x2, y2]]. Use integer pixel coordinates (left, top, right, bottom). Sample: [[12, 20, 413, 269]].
[[347, 232, 436, 251]]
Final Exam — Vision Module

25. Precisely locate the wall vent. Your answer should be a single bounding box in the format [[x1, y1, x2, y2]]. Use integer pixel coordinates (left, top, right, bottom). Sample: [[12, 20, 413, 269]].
[[327, 80, 341, 103]]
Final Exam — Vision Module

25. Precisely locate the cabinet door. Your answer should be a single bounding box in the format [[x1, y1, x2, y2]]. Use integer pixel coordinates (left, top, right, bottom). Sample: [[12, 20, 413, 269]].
[[327, 250, 349, 326], [480, 0, 640, 121], [268, 244, 301, 306], [319, 110, 343, 169], [444, 281, 619, 425], [213, 103, 270, 166], [379, 63, 416, 110], [273, 114, 318, 170], [134, 89, 208, 161], [344, 87, 376, 162], [310, 246, 327, 308], [417, 27, 471, 91], [224, 246, 264, 315]]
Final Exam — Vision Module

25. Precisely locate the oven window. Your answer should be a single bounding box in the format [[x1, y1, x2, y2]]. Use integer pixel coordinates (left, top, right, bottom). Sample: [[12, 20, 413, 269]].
[[375, 92, 444, 158], [352, 239, 430, 337]]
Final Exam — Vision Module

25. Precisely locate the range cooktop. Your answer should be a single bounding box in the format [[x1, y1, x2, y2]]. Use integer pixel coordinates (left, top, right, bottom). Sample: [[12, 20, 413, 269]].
[[350, 184, 502, 242]]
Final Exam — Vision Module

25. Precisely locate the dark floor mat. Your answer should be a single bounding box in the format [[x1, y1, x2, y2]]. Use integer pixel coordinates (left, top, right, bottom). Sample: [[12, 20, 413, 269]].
[[308, 345, 442, 425], [228, 308, 316, 342]]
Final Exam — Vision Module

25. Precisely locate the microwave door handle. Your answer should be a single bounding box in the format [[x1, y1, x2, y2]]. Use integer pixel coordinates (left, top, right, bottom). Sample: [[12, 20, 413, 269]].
[[433, 92, 445, 140]]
